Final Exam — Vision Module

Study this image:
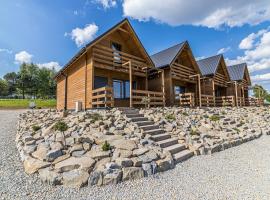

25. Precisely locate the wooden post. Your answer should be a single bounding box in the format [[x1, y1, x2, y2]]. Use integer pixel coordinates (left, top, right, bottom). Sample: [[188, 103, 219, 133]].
[[161, 70, 165, 107], [198, 74, 202, 107], [129, 61, 133, 108], [145, 70, 148, 90], [235, 81, 238, 107], [242, 85, 244, 106], [212, 79, 215, 106]]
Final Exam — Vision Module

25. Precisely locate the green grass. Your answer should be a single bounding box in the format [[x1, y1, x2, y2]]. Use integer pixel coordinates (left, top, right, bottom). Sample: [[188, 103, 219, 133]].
[[0, 99, 56, 109]]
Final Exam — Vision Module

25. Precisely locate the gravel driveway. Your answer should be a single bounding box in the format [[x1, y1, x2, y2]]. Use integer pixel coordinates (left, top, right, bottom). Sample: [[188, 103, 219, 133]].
[[1, 110, 270, 200]]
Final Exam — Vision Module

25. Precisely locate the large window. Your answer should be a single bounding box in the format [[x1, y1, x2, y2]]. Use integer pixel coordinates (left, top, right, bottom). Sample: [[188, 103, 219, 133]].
[[175, 86, 186, 99], [94, 76, 108, 89], [113, 80, 136, 99], [111, 42, 122, 63]]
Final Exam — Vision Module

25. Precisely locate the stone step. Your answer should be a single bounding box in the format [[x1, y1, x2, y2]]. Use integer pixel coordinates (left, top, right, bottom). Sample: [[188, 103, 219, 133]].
[[150, 133, 171, 142], [173, 149, 194, 164], [126, 113, 144, 118], [140, 124, 160, 131], [130, 117, 149, 122], [157, 138, 178, 148], [163, 143, 186, 154], [144, 129, 165, 136], [136, 121, 155, 126]]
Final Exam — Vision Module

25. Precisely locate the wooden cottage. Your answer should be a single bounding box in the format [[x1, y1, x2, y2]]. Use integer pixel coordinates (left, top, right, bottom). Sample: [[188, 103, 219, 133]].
[[227, 63, 252, 106], [150, 41, 201, 107], [197, 54, 232, 106], [55, 19, 165, 110]]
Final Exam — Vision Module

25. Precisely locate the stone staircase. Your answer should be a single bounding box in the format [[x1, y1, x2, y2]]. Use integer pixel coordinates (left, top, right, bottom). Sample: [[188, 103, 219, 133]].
[[122, 108, 194, 164]]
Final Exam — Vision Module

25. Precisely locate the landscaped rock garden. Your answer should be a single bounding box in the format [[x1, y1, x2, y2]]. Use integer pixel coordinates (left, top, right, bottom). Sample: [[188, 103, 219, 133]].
[[16, 109, 170, 187], [140, 107, 270, 155], [16, 107, 270, 188]]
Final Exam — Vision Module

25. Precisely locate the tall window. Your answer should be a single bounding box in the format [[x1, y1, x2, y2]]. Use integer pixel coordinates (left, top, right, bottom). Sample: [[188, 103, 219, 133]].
[[111, 42, 122, 63], [175, 86, 186, 99], [113, 80, 136, 99]]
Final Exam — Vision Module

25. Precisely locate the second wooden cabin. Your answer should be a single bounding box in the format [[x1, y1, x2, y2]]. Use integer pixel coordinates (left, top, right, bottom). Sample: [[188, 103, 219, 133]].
[[150, 41, 201, 107]]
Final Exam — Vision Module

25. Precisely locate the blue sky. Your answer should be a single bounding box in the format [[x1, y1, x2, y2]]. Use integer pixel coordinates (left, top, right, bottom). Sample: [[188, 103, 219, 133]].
[[1, 0, 270, 89]]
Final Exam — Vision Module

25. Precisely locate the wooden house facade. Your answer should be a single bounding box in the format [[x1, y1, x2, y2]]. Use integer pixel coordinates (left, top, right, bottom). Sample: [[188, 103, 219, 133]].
[[227, 63, 253, 106], [150, 42, 201, 107], [197, 55, 233, 106], [55, 19, 165, 110]]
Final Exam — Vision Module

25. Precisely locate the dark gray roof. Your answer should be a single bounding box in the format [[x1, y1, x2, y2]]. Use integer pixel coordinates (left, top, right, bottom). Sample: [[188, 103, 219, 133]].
[[227, 63, 247, 81], [150, 42, 186, 68], [197, 54, 223, 76]]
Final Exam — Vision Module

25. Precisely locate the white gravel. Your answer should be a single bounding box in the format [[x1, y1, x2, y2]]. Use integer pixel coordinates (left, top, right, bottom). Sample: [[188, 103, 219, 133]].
[[1, 109, 270, 200]]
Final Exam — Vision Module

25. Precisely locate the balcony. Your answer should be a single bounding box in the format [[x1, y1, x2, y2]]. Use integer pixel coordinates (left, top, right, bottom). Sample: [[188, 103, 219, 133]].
[[92, 45, 148, 77]]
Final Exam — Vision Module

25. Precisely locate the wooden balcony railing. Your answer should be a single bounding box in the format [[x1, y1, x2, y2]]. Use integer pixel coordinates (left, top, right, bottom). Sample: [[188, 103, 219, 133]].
[[201, 94, 215, 107], [91, 87, 114, 108], [245, 97, 264, 106], [215, 96, 235, 107], [92, 45, 148, 77], [132, 90, 165, 107], [179, 93, 195, 107]]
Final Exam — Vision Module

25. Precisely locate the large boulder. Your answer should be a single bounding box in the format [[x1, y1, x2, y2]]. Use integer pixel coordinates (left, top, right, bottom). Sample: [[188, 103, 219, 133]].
[[62, 169, 89, 188], [38, 167, 62, 185], [23, 157, 50, 174], [122, 167, 144, 181]]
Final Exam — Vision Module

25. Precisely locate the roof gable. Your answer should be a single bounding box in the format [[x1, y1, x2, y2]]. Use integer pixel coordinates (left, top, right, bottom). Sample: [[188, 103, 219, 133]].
[[150, 42, 186, 68], [197, 54, 223, 76], [55, 18, 154, 78], [227, 63, 251, 85]]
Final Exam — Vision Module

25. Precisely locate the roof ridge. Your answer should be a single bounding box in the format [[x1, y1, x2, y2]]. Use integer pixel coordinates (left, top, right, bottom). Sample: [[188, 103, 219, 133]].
[[197, 54, 222, 62]]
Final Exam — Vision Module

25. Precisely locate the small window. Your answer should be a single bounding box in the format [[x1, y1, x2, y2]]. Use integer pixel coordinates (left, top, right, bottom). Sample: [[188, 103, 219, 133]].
[[175, 86, 186, 99], [111, 42, 122, 63], [94, 76, 108, 89]]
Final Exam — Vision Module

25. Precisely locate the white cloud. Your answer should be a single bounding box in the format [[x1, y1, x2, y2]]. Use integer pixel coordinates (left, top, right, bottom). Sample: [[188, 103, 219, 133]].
[[37, 62, 62, 71], [239, 29, 268, 49], [122, 0, 270, 28], [251, 73, 270, 83], [14, 51, 33, 64], [65, 23, 99, 47], [217, 47, 231, 54], [0, 48, 12, 54], [94, 0, 117, 9], [226, 28, 270, 74]]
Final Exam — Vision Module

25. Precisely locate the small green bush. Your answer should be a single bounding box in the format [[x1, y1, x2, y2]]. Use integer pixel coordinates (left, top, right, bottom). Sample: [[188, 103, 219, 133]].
[[203, 114, 209, 118], [182, 112, 188, 116], [165, 114, 176, 121], [87, 113, 103, 122], [233, 127, 240, 133], [102, 141, 111, 151], [32, 125, 41, 132], [53, 121, 68, 132], [209, 115, 220, 122], [190, 127, 199, 135]]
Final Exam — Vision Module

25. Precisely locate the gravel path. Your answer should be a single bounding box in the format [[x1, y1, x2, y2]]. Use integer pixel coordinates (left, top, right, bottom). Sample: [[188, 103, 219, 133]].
[[1, 110, 270, 200]]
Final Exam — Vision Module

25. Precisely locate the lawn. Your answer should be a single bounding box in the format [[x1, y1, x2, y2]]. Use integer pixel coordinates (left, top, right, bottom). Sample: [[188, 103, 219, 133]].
[[0, 99, 56, 109]]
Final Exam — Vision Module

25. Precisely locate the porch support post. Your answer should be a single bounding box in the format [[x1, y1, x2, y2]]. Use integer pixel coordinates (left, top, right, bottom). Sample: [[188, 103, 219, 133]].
[[129, 61, 133, 108], [198, 74, 202, 107], [161, 70, 165, 107], [212, 79, 215, 106], [235, 81, 238, 107]]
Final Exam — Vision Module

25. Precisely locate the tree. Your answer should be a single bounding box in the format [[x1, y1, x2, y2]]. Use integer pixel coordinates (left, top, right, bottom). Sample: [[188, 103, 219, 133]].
[[0, 79, 8, 97], [253, 84, 267, 99], [3, 72, 17, 96], [37, 67, 56, 99]]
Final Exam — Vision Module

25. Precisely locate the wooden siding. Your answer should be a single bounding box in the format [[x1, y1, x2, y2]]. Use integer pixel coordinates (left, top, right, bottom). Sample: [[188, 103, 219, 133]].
[[56, 75, 65, 110]]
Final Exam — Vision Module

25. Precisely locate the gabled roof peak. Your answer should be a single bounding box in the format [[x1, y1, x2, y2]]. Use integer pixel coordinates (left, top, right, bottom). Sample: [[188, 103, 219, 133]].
[[197, 54, 223, 76]]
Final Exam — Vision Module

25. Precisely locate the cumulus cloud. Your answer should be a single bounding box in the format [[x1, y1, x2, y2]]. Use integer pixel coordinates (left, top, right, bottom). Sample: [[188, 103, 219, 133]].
[[14, 51, 33, 64], [226, 28, 270, 75], [0, 48, 12, 54], [239, 29, 268, 49], [94, 0, 117, 9], [217, 47, 231, 54], [122, 0, 270, 28], [65, 23, 99, 47], [37, 62, 62, 71]]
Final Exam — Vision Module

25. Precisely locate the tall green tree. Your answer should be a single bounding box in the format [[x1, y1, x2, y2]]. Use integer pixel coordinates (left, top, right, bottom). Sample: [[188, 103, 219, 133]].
[[0, 78, 8, 96], [37, 67, 56, 99], [3, 72, 17, 96]]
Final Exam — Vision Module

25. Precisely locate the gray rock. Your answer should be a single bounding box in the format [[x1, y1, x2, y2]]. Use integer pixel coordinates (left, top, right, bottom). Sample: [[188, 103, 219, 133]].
[[72, 150, 86, 157], [38, 167, 62, 185], [103, 169, 123, 185], [115, 158, 133, 168], [46, 149, 63, 162], [88, 171, 103, 186], [122, 167, 144, 181], [139, 150, 158, 163], [62, 169, 89, 188]]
